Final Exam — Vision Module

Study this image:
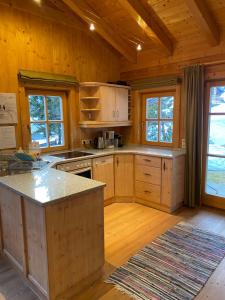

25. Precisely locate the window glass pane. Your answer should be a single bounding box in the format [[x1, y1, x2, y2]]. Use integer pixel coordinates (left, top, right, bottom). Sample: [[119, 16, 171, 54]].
[[210, 86, 225, 113], [160, 96, 174, 119], [28, 95, 46, 121], [160, 121, 173, 143], [206, 156, 225, 198], [146, 98, 158, 119], [31, 123, 48, 148], [47, 96, 63, 121], [49, 123, 64, 147], [208, 115, 225, 156], [146, 121, 158, 142]]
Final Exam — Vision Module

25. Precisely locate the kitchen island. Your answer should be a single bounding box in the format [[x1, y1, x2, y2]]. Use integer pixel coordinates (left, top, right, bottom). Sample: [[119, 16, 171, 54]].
[[0, 168, 105, 300]]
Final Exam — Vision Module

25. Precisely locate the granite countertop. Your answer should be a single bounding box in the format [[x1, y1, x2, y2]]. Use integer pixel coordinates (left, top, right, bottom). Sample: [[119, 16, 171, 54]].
[[0, 168, 105, 206], [44, 144, 186, 167], [0, 144, 185, 206]]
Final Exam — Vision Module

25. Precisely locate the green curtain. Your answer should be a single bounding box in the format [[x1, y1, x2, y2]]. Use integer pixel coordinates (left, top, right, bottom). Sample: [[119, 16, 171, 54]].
[[184, 65, 204, 207]]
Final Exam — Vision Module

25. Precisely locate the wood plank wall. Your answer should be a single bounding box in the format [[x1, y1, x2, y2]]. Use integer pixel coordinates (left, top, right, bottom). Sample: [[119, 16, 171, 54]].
[[0, 4, 120, 149]]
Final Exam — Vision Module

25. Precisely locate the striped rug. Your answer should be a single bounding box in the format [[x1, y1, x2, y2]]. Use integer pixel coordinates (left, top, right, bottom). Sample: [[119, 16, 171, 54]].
[[106, 222, 225, 300]]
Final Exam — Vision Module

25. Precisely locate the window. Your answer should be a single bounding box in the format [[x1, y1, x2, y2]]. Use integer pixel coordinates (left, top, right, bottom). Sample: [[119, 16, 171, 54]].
[[142, 91, 176, 146], [204, 83, 225, 199], [26, 90, 68, 151]]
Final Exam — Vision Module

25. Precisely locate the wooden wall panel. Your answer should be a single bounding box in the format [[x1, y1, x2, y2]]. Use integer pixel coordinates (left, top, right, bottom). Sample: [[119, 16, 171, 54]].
[[0, 4, 120, 149]]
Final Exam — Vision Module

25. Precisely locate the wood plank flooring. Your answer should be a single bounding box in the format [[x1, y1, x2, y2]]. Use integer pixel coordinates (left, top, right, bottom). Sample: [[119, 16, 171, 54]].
[[0, 203, 225, 299]]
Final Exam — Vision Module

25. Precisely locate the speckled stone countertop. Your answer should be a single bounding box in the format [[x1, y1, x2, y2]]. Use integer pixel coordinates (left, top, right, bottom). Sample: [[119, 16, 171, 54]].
[[81, 144, 185, 158], [0, 144, 185, 206], [44, 144, 186, 167], [0, 168, 105, 206]]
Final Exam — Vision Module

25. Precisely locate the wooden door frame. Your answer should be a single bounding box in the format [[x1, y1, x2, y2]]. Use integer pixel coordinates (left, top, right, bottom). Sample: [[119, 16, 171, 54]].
[[202, 80, 225, 209]]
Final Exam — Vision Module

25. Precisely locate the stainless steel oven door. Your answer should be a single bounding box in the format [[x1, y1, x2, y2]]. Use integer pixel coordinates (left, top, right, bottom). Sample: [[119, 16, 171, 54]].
[[70, 167, 92, 179]]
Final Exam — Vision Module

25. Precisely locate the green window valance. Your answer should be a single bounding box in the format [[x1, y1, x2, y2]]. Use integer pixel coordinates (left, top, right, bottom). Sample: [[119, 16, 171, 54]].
[[18, 70, 79, 86], [130, 76, 181, 90]]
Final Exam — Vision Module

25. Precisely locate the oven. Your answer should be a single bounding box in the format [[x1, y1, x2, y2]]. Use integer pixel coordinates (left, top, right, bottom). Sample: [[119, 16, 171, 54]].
[[56, 159, 92, 179], [69, 167, 92, 178]]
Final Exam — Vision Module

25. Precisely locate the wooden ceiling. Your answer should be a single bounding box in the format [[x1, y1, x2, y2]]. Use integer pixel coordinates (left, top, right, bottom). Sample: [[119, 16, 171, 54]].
[[59, 0, 225, 63], [1, 0, 225, 73]]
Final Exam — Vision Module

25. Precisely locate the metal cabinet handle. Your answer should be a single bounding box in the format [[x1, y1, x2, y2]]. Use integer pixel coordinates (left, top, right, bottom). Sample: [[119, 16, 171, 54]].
[[144, 159, 151, 162], [117, 110, 119, 118], [144, 190, 151, 194], [113, 110, 115, 118], [116, 157, 119, 167], [144, 173, 151, 176], [163, 162, 166, 171]]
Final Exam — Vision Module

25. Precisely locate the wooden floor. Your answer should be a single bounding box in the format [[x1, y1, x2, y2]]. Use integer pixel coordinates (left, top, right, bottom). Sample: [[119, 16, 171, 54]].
[[1, 203, 225, 299]]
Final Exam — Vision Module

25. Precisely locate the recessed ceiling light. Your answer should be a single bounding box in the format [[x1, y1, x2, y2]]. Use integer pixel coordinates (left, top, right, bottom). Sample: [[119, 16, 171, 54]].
[[33, 0, 41, 5], [137, 44, 142, 51], [89, 23, 95, 31]]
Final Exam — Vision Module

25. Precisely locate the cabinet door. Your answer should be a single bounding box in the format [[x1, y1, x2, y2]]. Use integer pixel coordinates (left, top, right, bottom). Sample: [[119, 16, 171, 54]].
[[115, 154, 134, 196], [99, 86, 116, 121], [115, 88, 128, 121], [93, 156, 114, 200], [161, 158, 172, 207]]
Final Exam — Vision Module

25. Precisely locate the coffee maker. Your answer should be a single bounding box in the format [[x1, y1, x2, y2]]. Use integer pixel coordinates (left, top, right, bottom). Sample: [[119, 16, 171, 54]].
[[103, 131, 114, 149]]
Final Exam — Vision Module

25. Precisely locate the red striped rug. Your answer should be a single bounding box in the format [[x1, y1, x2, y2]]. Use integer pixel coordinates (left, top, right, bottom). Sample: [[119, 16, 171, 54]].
[[106, 222, 225, 300]]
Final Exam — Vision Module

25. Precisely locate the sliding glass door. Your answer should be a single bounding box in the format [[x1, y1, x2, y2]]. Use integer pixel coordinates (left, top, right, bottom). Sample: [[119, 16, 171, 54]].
[[203, 81, 225, 207]]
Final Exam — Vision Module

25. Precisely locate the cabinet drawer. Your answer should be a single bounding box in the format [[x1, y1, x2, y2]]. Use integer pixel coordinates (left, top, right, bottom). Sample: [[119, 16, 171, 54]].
[[135, 165, 161, 185], [93, 155, 113, 166], [135, 155, 161, 168], [135, 181, 160, 204]]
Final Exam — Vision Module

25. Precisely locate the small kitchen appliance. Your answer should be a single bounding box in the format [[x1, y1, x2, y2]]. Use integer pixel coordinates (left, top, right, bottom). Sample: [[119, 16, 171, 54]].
[[103, 131, 115, 149], [94, 136, 105, 149]]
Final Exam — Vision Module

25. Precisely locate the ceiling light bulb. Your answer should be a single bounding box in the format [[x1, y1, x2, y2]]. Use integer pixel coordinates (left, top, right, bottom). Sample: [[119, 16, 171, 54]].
[[33, 0, 41, 5], [90, 23, 95, 31], [137, 44, 142, 51]]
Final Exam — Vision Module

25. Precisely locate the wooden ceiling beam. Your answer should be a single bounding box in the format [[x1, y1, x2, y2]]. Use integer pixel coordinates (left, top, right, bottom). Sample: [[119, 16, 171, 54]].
[[185, 0, 219, 46], [61, 0, 137, 63], [119, 0, 173, 55]]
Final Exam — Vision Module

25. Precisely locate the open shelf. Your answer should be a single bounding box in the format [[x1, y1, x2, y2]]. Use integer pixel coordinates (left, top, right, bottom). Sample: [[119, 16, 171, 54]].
[[80, 97, 100, 100], [81, 109, 101, 112], [79, 121, 132, 128]]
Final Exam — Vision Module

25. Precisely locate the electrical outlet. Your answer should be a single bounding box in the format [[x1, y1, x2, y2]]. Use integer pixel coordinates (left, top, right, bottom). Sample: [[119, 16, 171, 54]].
[[181, 138, 186, 149], [81, 139, 92, 145]]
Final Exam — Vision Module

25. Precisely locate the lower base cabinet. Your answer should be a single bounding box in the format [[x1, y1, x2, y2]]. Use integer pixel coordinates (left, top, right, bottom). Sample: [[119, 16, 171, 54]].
[[114, 154, 134, 198], [135, 155, 185, 212], [93, 155, 114, 202]]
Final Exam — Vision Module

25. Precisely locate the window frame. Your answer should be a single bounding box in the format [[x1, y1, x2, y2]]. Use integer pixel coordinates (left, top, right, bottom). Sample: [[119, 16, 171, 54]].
[[24, 89, 69, 152], [141, 90, 179, 147], [202, 80, 225, 209]]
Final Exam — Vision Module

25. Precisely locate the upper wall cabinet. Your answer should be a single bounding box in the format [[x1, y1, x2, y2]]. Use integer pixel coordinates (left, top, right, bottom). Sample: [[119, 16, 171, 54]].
[[79, 82, 132, 128]]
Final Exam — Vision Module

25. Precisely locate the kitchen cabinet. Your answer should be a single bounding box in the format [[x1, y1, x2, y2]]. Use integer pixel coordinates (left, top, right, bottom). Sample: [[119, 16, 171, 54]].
[[93, 155, 114, 204], [161, 156, 185, 211], [135, 154, 185, 212], [79, 82, 131, 128], [135, 155, 161, 206], [114, 154, 134, 198]]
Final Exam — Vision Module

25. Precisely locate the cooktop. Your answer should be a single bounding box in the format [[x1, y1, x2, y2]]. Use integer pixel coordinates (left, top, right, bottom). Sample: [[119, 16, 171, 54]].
[[52, 151, 94, 159]]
